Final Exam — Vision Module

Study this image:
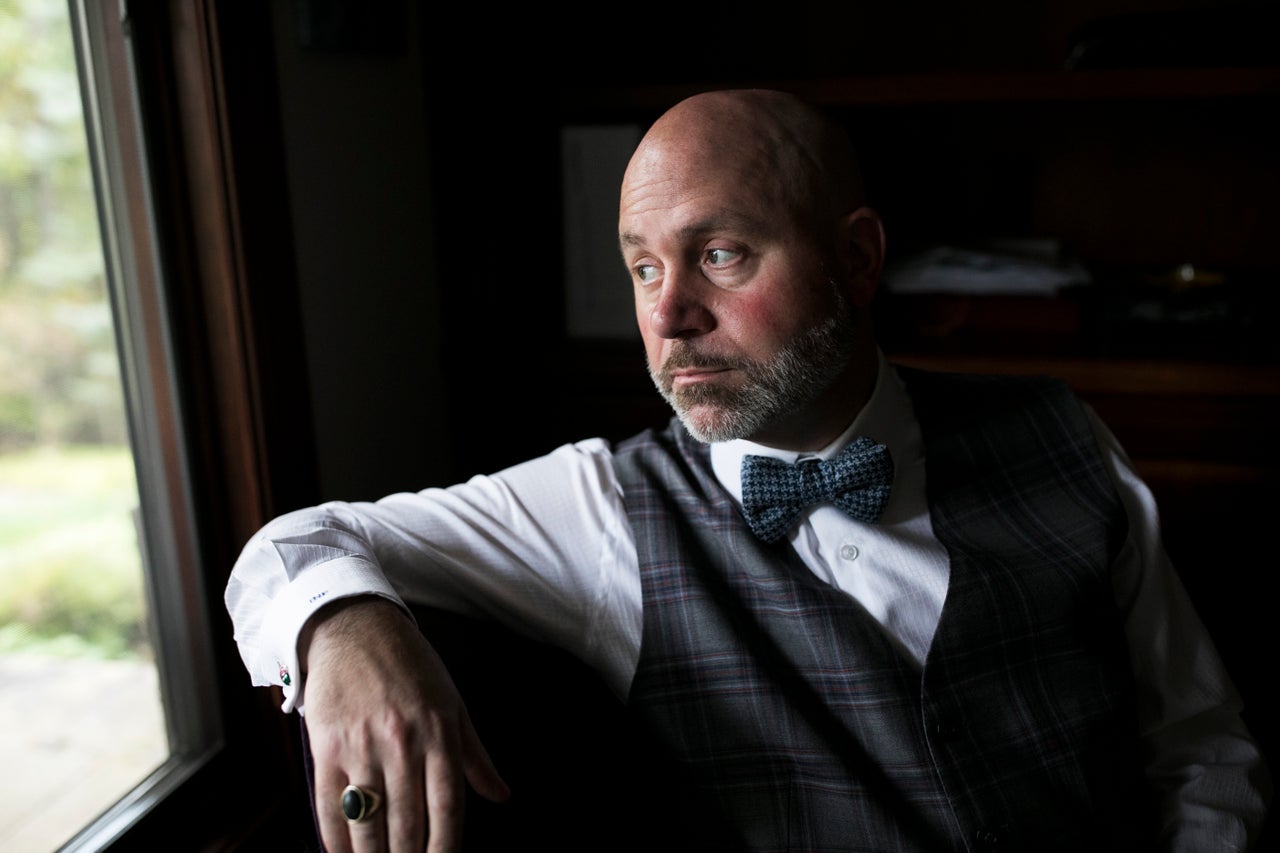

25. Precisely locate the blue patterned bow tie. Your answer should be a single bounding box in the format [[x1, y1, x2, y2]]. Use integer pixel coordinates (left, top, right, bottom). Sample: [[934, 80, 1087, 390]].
[[739, 436, 894, 543]]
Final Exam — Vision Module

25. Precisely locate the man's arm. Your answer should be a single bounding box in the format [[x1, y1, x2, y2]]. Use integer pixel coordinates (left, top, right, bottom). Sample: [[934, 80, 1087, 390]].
[[224, 437, 638, 709], [223, 438, 639, 851], [1087, 406, 1273, 849]]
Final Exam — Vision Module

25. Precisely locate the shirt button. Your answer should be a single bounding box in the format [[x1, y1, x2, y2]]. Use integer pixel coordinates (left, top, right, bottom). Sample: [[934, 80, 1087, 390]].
[[839, 543, 859, 561]]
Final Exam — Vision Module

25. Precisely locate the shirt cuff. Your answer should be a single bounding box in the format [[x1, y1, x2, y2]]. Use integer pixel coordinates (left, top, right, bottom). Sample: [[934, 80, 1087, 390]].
[[262, 555, 409, 714]]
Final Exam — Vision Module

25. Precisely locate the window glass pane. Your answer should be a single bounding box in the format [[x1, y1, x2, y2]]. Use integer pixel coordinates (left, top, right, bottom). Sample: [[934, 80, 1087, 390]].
[[0, 2, 168, 850]]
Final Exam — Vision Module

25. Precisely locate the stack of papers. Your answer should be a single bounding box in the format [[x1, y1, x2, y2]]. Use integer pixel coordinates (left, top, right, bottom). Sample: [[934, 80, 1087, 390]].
[[884, 243, 1092, 297]]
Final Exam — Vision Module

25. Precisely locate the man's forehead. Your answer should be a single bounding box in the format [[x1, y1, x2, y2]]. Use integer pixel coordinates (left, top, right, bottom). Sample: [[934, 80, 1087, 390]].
[[619, 160, 786, 240], [617, 128, 799, 254], [624, 116, 783, 195]]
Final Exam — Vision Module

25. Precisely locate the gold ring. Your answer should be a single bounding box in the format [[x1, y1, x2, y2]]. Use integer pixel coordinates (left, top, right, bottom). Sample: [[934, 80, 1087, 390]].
[[341, 784, 381, 824]]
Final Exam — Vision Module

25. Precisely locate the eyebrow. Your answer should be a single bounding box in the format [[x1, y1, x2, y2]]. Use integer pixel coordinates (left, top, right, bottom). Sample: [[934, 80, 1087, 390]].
[[619, 211, 768, 251]]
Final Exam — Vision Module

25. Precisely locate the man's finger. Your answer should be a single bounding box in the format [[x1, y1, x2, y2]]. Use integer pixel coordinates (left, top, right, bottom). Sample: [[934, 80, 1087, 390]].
[[382, 747, 427, 851], [459, 706, 510, 804], [423, 741, 467, 853], [344, 776, 389, 853], [313, 754, 354, 853]]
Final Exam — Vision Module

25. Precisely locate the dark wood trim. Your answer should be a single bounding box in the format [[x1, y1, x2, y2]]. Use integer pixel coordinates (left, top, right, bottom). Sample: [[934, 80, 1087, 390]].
[[99, 1, 318, 847], [559, 66, 1280, 116]]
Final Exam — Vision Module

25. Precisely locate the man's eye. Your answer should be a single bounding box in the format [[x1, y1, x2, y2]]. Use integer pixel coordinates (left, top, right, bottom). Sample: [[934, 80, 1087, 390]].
[[705, 247, 740, 265], [635, 264, 659, 284]]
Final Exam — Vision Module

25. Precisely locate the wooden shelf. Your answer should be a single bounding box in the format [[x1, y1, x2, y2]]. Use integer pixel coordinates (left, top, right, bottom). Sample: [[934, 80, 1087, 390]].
[[885, 352, 1280, 397], [563, 341, 1280, 407], [559, 66, 1280, 115]]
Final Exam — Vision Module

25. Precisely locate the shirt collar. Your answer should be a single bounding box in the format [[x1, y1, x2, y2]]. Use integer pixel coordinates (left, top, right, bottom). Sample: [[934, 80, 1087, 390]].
[[709, 351, 912, 504]]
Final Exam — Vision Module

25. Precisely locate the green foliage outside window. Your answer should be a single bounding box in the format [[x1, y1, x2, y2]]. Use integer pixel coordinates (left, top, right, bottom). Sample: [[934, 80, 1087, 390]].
[[1, 0, 124, 450], [0, 0, 147, 659]]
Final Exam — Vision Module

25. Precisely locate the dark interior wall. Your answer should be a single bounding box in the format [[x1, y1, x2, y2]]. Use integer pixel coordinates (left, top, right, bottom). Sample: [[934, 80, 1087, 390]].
[[266, 0, 613, 497], [268, 0, 449, 501]]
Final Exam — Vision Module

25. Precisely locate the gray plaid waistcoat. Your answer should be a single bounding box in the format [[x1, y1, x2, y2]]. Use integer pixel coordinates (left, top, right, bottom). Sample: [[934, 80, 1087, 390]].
[[614, 370, 1151, 852]]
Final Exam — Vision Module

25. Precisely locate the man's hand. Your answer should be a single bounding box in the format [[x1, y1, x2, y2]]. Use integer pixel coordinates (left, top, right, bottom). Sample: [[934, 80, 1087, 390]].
[[300, 596, 510, 852]]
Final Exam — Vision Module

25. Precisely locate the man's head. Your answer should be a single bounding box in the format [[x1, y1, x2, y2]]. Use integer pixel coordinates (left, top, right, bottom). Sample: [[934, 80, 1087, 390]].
[[618, 89, 886, 451]]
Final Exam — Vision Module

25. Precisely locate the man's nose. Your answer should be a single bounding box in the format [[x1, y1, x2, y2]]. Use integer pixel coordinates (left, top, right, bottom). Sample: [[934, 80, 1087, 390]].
[[648, 267, 714, 340]]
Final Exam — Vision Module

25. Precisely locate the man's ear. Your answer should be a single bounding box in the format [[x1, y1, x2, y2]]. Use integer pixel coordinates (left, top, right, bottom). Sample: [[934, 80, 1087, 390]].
[[840, 206, 886, 308]]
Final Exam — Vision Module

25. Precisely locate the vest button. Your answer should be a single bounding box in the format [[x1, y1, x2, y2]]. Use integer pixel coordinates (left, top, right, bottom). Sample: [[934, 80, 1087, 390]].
[[974, 825, 1005, 847], [931, 718, 959, 739]]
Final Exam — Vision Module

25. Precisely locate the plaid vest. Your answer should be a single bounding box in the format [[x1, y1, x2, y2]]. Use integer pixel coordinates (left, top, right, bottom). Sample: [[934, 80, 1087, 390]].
[[614, 370, 1151, 852]]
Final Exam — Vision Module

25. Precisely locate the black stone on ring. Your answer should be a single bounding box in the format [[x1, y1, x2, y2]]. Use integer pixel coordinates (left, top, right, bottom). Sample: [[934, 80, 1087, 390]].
[[341, 784, 381, 823]]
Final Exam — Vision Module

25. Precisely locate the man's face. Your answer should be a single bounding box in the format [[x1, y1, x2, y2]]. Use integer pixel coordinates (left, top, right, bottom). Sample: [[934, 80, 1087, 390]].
[[618, 142, 857, 445]]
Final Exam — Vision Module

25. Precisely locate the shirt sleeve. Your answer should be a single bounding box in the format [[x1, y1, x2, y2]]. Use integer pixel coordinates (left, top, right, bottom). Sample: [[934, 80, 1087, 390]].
[[223, 437, 641, 713], [1086, 405, 1273, 849]]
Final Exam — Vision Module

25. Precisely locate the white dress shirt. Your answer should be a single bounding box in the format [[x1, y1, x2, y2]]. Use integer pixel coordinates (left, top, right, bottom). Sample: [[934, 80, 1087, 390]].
[[225, 355, 1270, 844]]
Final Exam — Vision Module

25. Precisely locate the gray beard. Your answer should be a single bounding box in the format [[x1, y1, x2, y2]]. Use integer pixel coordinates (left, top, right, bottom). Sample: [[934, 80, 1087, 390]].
[[648, 306, 857, 444]]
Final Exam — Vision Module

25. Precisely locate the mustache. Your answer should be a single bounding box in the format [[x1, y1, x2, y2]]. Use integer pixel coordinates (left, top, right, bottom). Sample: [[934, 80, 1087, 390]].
[[659, 343, 744, 375]]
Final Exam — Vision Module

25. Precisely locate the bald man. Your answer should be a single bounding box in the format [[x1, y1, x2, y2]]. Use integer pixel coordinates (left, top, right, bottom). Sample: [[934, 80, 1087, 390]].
[[227, 89, 1270, 852]]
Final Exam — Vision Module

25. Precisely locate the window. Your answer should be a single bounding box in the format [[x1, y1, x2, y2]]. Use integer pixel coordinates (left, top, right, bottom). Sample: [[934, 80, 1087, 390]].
[[0, 1, 225, 849], [0, 4, 167, 850], [0, 2, 315, 849]]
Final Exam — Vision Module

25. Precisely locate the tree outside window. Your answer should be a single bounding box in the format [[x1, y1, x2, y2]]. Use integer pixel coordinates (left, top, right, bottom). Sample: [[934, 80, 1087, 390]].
[[0, 1, 167, 849]]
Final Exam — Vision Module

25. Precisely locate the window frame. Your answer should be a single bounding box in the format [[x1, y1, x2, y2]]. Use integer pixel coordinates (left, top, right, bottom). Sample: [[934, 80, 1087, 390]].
[[61, 1, 317, 848]]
